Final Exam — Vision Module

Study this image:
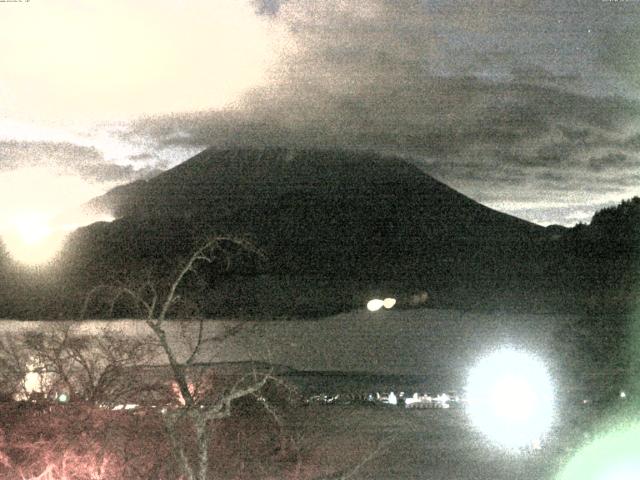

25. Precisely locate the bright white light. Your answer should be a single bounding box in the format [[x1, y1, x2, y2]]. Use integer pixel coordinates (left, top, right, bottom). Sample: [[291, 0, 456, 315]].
[[383, 297, 396, 309], [602, 461, 640, 480], [2, 213, 65, 265], [21, 357, 51, 397], [558, 421, 640, 480], [23, 371, 43, 394], [620, 391, 626, 399], [465, 347, 555, 450], [11, 213, 52, 245], [0, 168, 109, 265], [58, 393, 68, 403], [0, 0, 291, 121], [367, 299, 384, 312]]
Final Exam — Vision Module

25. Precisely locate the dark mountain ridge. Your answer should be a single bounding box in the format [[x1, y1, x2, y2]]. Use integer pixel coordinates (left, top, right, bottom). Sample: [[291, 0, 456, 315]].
[[0, 148, 636, 319], [61, 148, 554, 317], [86, 147, 541, 234]]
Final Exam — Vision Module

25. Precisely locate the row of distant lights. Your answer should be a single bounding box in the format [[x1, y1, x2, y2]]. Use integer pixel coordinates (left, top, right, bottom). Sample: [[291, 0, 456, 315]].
[[366, 298, 396, 312]]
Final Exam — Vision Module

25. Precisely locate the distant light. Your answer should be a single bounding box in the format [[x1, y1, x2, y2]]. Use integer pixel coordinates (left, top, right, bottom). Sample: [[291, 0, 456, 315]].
[[383, 298, 396, 309], [23, 371, 42, 394], [558, 421, 640, 480], [367, 299, 384, 312], [435, 393, 451, 408], [58, 393, 68, 403], [620, 391, 626, 399], [465, 347, 555, 450], [113, 403, 138, 411]]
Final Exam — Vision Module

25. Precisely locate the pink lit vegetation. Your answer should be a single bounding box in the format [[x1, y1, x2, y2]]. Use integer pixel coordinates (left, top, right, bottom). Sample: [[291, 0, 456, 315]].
[[0, 237, 390, 480]]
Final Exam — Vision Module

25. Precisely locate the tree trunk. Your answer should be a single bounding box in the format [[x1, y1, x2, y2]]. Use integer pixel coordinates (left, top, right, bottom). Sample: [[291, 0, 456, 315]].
[[165, 411, 195, 480], [195, 414, 210, 480]]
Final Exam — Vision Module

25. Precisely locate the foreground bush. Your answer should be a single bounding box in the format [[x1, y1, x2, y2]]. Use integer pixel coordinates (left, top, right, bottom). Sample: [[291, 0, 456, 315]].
[[0, 402, 301, 480]]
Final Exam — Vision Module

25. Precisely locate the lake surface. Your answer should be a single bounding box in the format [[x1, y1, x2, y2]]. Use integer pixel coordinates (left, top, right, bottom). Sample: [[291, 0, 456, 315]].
[[1, 308, 629, 393]]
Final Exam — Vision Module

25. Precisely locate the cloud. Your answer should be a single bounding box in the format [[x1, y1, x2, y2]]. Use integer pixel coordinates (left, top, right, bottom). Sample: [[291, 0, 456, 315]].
[[0, 0, 289, 122], [598, 21, 640, 89], [0, 141, 157, 183], [114, 0, 640, 225], [253, 0, 285, 16], [127, 153, 155, 162], [588, 152, 635, 172]]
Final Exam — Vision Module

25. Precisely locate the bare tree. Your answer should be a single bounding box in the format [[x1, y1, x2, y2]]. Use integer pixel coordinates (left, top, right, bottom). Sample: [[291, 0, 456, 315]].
[[82, 235, 277, 480], [0, 324, 158, 404], [0, 335, 31, 400], [21, 324, 158, 404]]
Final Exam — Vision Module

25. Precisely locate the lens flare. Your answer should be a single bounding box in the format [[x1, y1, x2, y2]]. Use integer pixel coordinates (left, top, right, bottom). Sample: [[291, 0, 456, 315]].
[[465, 347, 555, 450], [557, 421, 640, 480]]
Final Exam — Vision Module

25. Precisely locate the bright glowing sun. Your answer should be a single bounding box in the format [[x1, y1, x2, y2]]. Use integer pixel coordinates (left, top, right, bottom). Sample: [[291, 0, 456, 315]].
[[0, 168, 112, 266], [12, 213, 52, 245], [3, 213, 64, 265]]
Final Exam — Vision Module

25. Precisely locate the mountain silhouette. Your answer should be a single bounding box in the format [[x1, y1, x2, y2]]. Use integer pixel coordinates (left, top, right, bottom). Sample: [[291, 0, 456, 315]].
[[60, 148, 556, 317], [1, 148, 635, 319]]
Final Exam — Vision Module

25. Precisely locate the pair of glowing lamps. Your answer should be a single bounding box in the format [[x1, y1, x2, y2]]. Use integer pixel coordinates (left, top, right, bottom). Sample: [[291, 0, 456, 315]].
[[367, 298, 396, 311]]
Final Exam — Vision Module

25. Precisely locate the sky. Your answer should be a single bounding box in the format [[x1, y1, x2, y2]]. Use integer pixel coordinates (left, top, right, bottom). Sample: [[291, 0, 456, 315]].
[[1, 0, 640, 228]]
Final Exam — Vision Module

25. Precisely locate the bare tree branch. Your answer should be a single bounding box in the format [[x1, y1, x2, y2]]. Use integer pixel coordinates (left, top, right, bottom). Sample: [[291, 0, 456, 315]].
[[78, 235, 268, 480]]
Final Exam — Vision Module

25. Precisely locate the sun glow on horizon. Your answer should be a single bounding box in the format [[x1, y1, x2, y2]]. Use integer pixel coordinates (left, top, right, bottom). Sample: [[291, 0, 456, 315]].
[[0, 168, 113, 265], [11, 213, 52, 245], [2, 212, 64, 265]]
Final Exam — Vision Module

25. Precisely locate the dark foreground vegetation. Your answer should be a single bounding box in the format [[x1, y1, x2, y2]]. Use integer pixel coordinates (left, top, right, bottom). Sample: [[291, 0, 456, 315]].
[[3, 398, 638, 480], [0, 399, 317, 480]]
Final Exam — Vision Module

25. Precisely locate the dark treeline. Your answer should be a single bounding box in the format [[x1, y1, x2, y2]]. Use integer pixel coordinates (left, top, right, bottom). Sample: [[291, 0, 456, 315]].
[[0, 196, 637, 320]]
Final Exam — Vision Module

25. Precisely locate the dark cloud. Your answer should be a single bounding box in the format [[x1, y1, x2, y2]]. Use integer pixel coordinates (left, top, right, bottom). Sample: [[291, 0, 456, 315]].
[[0, 141, 102, 169], [121, 0, 640, 225], [0, 141, 156, 183], [598, 23, 640, 88], [253, 0, 284, 16], [624, 133, 640, 150], [588, 152, 632, 172], [128, 78, 640, 180], [127, 152, 155, 162]]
